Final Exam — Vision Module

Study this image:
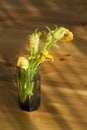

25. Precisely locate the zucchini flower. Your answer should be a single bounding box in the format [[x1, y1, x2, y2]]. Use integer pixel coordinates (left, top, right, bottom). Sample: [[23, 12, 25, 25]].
[[27, 30, 41, 56], [43, 26, 73, 51], [17, 57, 29, 70], [40, 50, 54, 63]]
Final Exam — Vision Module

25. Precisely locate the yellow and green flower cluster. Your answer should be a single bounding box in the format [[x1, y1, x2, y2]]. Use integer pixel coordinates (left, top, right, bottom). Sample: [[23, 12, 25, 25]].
[[17, 26, 73, 101], [17, 26, 73, 70]]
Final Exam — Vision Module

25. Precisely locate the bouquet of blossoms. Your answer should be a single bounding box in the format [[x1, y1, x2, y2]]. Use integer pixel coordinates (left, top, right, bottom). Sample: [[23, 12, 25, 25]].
[[17, 26, 73, 103]]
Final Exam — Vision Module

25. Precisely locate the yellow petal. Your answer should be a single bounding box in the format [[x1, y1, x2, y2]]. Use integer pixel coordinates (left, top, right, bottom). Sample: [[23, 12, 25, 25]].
[[63, 31, 73, 42], [40, 55, 46, 63], [28, 40, 35, 50], [46, 54, 54, 62], [41, 50, 54, 62], [17, 57, 29, 70]]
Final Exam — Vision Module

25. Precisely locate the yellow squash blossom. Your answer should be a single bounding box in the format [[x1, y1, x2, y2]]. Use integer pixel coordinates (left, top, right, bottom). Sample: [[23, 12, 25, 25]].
[[17, 57, 29, 70], [27, 30, 41, 51], [40, 50, 54, 63], [53, 27, 73, 42], [43, 27, 73, 51]]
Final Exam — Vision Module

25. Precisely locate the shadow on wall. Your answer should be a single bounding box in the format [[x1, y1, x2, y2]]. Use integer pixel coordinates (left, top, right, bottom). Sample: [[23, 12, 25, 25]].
[[0, 0, 87, 30], [0, 0, 87, 66]]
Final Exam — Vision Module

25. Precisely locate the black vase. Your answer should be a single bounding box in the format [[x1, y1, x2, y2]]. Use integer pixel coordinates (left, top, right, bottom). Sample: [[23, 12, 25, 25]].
[[17, 68, 41, 112]]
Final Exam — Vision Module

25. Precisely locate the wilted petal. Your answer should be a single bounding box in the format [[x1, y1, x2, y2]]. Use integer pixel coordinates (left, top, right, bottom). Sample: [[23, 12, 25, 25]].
[[41, 50, 54, 63], [63, 31, 73, 42], [17, 57, 29, 70]]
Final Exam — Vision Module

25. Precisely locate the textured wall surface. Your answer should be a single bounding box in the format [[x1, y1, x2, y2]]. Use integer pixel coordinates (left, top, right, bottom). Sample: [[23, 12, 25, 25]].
[[0, 0, 87, 30]]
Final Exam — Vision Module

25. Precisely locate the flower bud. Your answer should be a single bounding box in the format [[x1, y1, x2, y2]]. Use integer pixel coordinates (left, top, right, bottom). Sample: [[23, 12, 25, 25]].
[[27, 30, 41, 55]]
